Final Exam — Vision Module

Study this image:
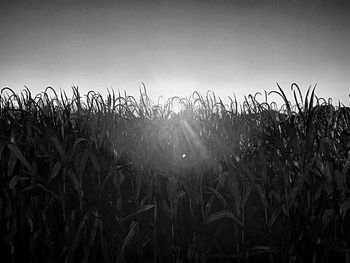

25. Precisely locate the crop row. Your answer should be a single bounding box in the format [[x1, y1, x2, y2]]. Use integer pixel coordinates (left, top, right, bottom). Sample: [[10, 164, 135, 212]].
[[0, 84, 349, 262]]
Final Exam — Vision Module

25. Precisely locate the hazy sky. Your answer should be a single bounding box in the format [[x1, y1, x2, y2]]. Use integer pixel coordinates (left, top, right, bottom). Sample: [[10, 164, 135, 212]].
[[1, 0, 349, 105]]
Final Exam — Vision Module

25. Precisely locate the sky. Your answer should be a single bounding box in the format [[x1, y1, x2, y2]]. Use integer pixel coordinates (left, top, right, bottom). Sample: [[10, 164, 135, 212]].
[[1, 0, 349, 105]]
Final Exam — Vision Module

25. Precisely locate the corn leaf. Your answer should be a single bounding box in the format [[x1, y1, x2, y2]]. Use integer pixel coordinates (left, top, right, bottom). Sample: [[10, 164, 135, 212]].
[[206, 209, 242, 227], [7, 143, 32, 171]]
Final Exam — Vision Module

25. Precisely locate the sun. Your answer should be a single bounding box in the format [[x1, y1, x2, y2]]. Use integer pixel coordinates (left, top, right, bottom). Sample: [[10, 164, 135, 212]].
[[172, 102, 182, 114]]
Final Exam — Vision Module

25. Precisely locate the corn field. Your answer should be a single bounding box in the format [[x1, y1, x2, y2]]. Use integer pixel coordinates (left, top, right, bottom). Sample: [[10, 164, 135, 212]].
[[0, 84, 350, 263]]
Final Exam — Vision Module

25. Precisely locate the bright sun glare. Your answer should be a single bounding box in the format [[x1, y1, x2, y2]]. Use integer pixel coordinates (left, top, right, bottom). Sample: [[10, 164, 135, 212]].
[[172, 100, 183, 114]]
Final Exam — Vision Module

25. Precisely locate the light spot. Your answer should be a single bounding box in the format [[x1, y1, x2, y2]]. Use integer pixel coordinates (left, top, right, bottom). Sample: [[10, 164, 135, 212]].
[[173, 102, 182, 114]]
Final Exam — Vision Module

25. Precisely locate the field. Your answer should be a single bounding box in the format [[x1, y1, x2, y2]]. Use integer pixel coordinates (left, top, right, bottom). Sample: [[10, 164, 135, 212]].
[[0, 84, 350, 263]]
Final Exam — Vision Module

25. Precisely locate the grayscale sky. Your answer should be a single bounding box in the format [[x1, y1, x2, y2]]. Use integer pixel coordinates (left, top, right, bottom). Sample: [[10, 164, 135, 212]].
[[1, 0, 349, 104]]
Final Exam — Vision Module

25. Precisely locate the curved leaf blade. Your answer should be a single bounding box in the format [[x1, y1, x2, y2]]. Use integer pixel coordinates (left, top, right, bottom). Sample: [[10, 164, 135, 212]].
[[7, 143, 32, 171], [206, 210, 242, 227]]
